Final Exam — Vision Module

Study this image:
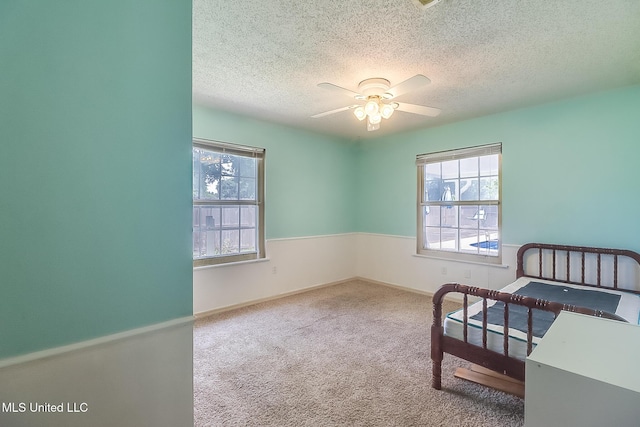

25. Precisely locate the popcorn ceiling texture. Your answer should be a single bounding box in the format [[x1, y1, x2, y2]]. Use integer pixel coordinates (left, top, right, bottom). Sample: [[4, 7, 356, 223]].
[[193, 0, 640, 140]]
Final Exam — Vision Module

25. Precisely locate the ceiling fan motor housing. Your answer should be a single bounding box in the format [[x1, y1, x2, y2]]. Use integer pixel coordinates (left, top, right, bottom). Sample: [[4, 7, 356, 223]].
[[358, 78, 391, 97]]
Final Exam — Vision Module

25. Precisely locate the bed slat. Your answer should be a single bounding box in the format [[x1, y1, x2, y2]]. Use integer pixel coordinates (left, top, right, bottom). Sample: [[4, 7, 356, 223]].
[[463, 294, 468, 343], [597, 253, 602, 287], [538, 248, 543, 278], [614, 255, 618, 289], [482, 298, 488, 349], [526, 308, 533, 355], [503, 303, 509, 357]]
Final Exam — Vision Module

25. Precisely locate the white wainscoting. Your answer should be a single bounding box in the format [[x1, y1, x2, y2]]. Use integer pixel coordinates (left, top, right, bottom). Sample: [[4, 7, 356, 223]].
[[194, 233, 521, 316], [355, 233, 519, 296], [0, 318, 193, 427], [193, 233, 358, 316]]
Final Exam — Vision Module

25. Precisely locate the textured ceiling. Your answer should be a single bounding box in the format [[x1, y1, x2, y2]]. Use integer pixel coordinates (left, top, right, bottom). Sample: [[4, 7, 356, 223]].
[[193, 0, 640, 141]]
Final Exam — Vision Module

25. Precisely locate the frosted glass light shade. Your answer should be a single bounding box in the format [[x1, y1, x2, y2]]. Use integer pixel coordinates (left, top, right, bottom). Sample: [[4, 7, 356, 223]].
[[380, 103, 395, 119], [364, 100, 379, 116], [353, 106, 366, 121]]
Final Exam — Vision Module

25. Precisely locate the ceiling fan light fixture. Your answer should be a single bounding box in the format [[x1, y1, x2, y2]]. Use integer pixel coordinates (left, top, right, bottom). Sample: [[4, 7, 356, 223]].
[[353, 106, 366, 121], [380, 103, 395, 119], [364, 99, 379, 116], [313, 75, 439, 133]]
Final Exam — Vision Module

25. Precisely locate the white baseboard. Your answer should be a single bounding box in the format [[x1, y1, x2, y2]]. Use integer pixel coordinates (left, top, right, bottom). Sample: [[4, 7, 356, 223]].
[[194, 278, 354, 319]]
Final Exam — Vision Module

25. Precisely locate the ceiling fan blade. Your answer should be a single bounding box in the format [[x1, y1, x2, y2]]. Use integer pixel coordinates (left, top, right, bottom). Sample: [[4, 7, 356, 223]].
[[385, 74, 431, 99], [311, 105, 359, 118], [317, 82, 363, 99], [395, 102, 441, 117]]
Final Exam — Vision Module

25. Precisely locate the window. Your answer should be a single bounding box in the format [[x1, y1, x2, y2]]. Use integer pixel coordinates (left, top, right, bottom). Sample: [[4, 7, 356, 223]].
[[417, 143, 501, 263], [193, 139, 265, 266]]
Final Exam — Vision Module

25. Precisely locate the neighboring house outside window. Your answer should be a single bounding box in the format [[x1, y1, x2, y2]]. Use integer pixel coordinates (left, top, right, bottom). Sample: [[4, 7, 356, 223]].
[[417, 143, 501, 263], [193, 139, 265, 267]]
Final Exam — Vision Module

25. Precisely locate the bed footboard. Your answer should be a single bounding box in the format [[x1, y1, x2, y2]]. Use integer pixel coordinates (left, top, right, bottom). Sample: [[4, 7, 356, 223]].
[[431, 283, 625, 390]]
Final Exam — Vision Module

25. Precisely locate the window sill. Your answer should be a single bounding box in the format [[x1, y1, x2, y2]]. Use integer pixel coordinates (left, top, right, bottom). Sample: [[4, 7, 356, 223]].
[[412, 253, 509, 269], [193, 257, 270, 271]]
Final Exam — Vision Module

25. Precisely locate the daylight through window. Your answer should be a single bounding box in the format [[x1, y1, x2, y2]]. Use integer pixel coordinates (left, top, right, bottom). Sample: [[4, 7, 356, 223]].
[[193, 139, 265, 266], [416, 143, 501, 263]]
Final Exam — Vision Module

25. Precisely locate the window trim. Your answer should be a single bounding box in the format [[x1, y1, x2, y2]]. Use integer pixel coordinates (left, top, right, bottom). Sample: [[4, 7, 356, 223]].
[[416, 143, 502, 264], [193, 138, 265, 267]]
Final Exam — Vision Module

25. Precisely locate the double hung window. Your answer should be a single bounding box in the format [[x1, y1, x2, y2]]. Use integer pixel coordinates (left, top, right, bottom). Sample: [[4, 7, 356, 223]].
[[193, 139, 265, 266], [417, 143, 501, 263]]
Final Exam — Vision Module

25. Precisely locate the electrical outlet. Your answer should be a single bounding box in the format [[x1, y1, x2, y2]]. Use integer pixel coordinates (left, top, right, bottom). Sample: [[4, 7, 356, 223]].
[[464, 269, 471, 279], [272, 266, 277, 274], [441, 267, 447, 275]]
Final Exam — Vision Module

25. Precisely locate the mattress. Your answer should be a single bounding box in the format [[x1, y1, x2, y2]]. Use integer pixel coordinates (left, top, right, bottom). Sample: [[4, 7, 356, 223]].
[[443, 277, 640, 360]]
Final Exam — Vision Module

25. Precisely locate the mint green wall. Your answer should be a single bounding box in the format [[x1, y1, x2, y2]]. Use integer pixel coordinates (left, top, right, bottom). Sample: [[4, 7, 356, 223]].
[[0, 1, 192, 359], [193, 105, 357, 239], [355, 85, 640, 252]]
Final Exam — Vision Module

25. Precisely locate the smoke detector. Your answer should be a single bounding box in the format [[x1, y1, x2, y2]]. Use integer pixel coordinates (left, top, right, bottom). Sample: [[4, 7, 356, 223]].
[[412, 0, 443, 9]]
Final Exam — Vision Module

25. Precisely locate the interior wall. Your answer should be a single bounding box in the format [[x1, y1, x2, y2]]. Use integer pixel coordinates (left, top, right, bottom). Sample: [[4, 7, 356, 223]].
[[193, 84, 640, 312], [354, 84, 640, 252], [194, 234, 357, 316], [0, 1, 193, 425], [193, 105, 357, 239], [193, 105, 358, 313]]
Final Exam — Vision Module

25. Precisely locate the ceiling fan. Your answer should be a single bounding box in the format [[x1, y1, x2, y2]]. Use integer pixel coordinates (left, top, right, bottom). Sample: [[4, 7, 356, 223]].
[[311, 74, 441, 131]]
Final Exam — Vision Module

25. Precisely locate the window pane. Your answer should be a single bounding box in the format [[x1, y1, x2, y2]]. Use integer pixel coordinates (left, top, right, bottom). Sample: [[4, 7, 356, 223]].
[[197, 206, 220, 230], [480, 155, 499, 176], [480, 177, 499, 200], [240, 206, 256, 227], [222, 206, 239, 227], [425, 180, 441, 202], [237, 156, 256, 178], [239, 177, 256, 200], [481, 204, 499, 230], [459, 205, 481, 229], [459, 157, 478, 178], [221, 230, 239, 254], [441, 181, 457, 202], [425, 163, 440, 180], [220, 176, 238, 200], [221, 155, 235, 176], [240, 228, 256, 252], [459, 178, 479, 201], [440, 228, 458, 251], [425, 206, 440, 226], [194, 229, 221, 258], [441, 205, 458, 228], [194, 150, 222, 201], [426, 227, 441, 250], [442, 160, 458, 179]]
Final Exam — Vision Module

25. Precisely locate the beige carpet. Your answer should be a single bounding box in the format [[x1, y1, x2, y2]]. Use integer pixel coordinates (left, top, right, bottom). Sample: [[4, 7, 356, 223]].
[[194, 280, 524, 426]]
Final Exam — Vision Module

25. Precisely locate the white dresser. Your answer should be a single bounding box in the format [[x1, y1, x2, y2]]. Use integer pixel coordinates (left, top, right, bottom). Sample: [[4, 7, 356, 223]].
[[525, 311, 640, 427]]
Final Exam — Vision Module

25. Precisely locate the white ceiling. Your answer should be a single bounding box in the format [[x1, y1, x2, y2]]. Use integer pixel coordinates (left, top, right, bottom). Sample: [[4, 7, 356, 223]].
[[193, 0, 640, 141]]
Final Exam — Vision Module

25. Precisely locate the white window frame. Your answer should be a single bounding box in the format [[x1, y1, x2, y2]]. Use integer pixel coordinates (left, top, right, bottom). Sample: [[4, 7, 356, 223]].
[[193, 138, 265, 267], [416, 143, 502, 264]]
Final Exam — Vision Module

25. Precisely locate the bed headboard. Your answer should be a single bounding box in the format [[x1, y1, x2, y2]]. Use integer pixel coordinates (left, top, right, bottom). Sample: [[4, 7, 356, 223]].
[[516, 243, 640, 293]]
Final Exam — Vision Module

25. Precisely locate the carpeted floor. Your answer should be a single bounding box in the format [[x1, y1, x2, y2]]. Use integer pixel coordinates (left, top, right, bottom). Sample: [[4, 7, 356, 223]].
[[194, 280, 524, 426]]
